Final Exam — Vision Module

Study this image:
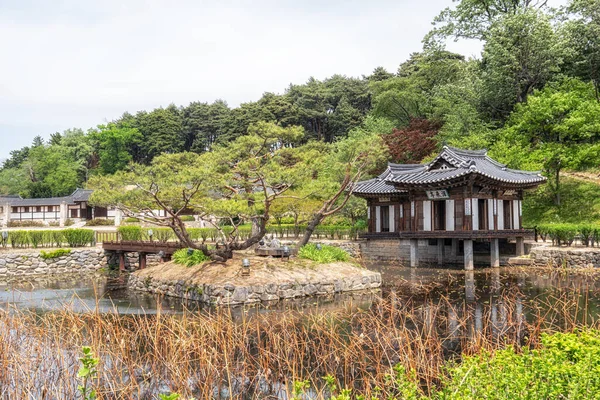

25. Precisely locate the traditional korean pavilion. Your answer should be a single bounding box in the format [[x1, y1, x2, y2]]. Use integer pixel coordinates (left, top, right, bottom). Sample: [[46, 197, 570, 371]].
[[353, 146, 546, 269]]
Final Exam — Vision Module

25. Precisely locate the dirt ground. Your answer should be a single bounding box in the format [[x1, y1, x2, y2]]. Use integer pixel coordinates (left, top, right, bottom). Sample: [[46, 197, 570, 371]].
[[134, 253, 372, 286]]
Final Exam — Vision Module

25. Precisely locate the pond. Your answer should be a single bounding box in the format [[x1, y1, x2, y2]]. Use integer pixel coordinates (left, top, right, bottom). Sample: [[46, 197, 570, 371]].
[[2, 265, 600, 325], [2, 265, 600, 399]]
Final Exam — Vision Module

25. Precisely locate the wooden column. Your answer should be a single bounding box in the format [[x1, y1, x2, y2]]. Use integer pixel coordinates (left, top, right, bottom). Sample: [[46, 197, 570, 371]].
[[464, 239, 474, 270], [490, 238, 500, 268], [118, 251, 125, 272], [139, 252, 147, 270]]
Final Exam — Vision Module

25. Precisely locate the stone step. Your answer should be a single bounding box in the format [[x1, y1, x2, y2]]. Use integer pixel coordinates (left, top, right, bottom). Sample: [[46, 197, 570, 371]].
[[507, 257, 534, 266]]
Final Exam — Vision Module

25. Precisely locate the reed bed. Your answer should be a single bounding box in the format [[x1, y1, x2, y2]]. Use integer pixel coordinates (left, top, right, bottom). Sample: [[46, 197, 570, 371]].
[[0, 286, 597, 399]]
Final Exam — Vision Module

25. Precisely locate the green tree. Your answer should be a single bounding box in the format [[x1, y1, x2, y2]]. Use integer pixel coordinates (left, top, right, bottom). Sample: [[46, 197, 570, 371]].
[[479, 9, 565, 119], [563, 0, 600, 101], [426, 0, 550, 42], [492, 78, 600, 205], [91, 124, 142, 174], [90, 122, 306, 261]]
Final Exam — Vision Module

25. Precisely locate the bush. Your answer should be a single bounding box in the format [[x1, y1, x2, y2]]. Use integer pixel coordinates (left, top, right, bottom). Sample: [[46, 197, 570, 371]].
[[298, 243, 349, 263], [40, 249, 71, 259], [8, 231, 29, 248], [435, 330, 600, 399], [64, 218, 74, 227], [180, 215, 195, 222], [118, 226, 142, 241], [7, 220, 44, 228], [62, 229, 95, 247], [172, 248, 210, 267], [86, 218, 114, 226], [124, 217, 140, 223]]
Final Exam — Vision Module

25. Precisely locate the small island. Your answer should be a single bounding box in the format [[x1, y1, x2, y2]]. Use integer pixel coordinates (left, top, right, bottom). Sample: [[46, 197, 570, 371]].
[[128, 249, 381, 305]]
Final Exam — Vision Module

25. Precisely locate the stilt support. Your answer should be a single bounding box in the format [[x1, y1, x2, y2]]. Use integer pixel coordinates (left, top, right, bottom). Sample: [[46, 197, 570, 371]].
[[516, 237, 525, 256], [139, 252, 147, 270], [410, 239, 419, 268], [437, 239, 445, 266], [464, 239, 474, 271], [490, 238, 500, 268], [118, 251, 125, 272]]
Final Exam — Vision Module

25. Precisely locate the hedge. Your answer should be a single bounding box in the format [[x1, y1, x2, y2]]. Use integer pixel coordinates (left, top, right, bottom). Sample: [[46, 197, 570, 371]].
[[116, 224, 366, 243], [0, 229, 95, 248], [537, 223, 600, 247]]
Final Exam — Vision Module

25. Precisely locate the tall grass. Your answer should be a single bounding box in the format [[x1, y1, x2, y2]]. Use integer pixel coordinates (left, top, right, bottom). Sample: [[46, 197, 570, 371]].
[[0, 287, 596, 399]]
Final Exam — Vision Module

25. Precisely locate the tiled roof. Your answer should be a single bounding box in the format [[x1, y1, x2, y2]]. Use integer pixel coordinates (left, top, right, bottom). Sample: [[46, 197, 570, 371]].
[[353, 146, 546, 195], [1, 188, 93, 206]]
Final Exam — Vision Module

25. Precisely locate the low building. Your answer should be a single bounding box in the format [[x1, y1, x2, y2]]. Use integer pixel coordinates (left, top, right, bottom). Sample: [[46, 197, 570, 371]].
[[1, 189, 116, 227], [353, 146, 546, 269]]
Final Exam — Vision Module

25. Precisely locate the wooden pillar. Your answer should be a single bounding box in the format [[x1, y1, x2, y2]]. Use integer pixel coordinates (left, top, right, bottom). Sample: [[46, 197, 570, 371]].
[[410, 239, 419, 268], [450, 239, 459, 257], [139, 252, 147, 270], [118, 251, 125, 272], [437, 239, 444, 266], [464, 239, 474, 270], [516, 237, 525, 256], [490, 238, 500, 268]]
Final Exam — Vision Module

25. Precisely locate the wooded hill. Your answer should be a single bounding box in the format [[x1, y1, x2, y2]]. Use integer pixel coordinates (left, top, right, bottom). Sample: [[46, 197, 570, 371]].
[[1, 0, 599, 225]]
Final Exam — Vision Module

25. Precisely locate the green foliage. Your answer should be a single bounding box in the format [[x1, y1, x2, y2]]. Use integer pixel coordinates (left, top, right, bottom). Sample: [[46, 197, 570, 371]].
[[62, 229, 95, 247], [118, 226, 143, 241], [85, 218, 114, 226], [40, 248, 71, 259], [299, 244, 349, 263], [89, 123, 142, 174], [77, 346, 99, 400], [124, 217, 140, 223], [179, 215, 195, 222], [436, 330, 600, 399], [172, 248, 210, 267]]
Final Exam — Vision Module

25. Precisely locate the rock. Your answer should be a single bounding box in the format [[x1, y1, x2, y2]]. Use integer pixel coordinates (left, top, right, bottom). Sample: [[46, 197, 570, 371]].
[[232, 287, 248, 302], [223, 283, 235, 291]]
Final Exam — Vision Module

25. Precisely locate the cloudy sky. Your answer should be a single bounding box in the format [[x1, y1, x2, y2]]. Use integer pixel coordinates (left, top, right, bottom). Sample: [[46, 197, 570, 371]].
[[0, 0, 565, 160]]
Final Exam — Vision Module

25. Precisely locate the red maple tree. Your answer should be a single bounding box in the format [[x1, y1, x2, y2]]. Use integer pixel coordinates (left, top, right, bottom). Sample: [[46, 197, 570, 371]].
[[382, 118, 441, 163]]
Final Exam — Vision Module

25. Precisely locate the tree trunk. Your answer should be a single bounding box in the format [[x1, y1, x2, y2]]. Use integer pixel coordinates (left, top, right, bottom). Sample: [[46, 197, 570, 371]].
[[555, 167, 561, 206], [299, 213, 323, 247]]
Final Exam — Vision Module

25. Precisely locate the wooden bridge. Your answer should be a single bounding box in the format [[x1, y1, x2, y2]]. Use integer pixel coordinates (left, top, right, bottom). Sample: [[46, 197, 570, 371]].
[[102, 240, 185, 271]]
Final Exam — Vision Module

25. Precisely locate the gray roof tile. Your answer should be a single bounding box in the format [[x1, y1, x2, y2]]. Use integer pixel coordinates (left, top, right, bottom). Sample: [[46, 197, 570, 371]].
[[353, 146, 546, 195]]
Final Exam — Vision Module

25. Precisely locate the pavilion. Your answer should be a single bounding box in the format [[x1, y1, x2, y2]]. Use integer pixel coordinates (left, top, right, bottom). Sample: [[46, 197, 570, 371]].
[[352, 146, 546, 269]]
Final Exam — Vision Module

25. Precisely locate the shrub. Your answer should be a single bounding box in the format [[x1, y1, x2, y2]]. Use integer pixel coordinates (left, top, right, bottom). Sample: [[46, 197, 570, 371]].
[[180, 215, 195, 222], [7, 220, 43, 228], [28, 230, 45, 248], [124, 217, 140, 223], [152, 228, 175, 242], [172, 248, 210, 267], [8, 231, 29, 248], [62, 229, 95, 247], [298, 243, 349, 263], [40, 249, 71, 259], [64, 218, 74, 227], [118, 226, 142, 241], [85, 219, 114, 226], [435, 330, 600, 399]]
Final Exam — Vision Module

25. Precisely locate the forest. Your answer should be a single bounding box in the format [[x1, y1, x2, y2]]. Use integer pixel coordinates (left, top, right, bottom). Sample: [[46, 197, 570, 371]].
[[1, 0, 599, 225]]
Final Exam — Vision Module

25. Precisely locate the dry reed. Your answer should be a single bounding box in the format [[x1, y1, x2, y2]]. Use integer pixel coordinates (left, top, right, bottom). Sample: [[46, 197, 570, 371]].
[[0, 285, 597, 399]]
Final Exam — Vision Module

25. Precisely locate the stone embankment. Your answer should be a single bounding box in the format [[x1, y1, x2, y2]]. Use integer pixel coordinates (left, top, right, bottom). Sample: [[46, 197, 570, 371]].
[[529, 247, 600, 268], [0, 249, 106, 277], [0, 248, 162, 278], [128, 259, 381, 306]]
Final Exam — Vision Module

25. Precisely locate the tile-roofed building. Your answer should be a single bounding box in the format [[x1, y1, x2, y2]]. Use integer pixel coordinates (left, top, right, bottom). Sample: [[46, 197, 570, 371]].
[[1, 189, 116, 226], [353, 146, 546, 270]]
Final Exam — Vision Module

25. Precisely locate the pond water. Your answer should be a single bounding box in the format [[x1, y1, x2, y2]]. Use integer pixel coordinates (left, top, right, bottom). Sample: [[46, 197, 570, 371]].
[[1, 265, 600, 325]]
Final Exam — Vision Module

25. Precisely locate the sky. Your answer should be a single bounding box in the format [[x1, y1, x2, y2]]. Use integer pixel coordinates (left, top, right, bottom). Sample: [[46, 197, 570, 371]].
[[0, 0, 567, 160]]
